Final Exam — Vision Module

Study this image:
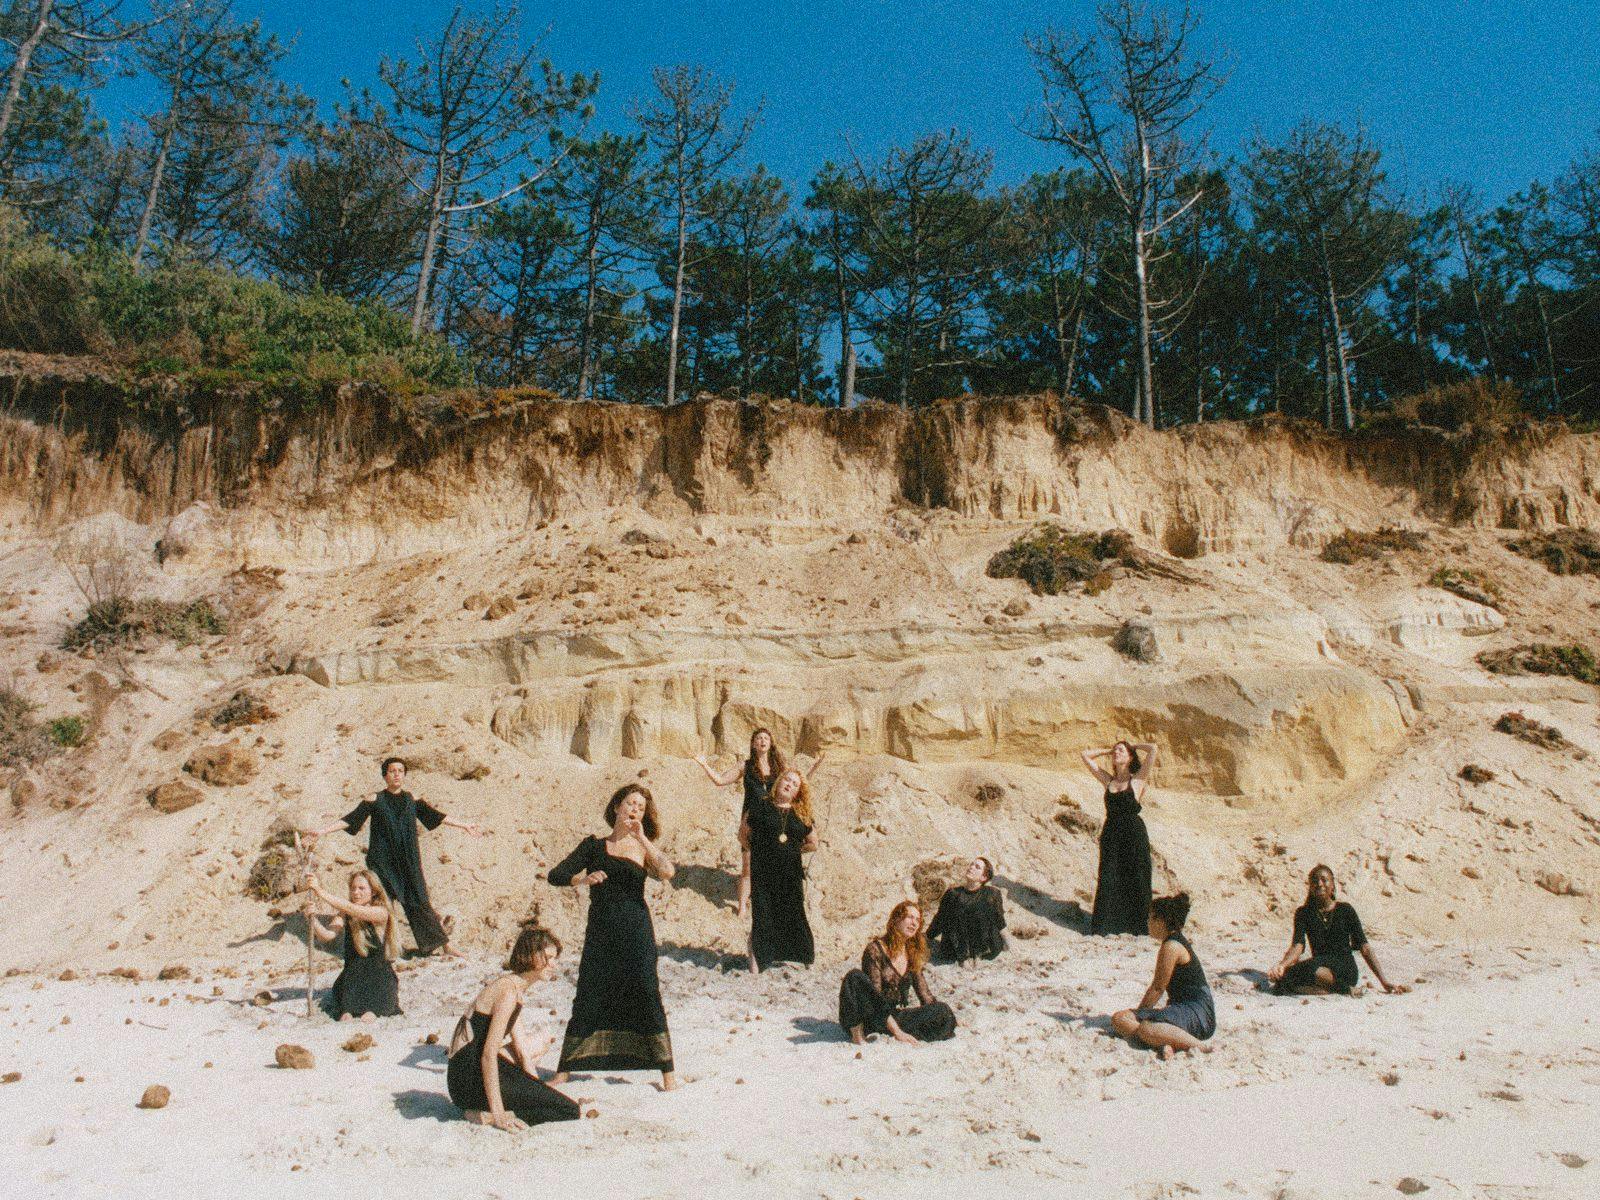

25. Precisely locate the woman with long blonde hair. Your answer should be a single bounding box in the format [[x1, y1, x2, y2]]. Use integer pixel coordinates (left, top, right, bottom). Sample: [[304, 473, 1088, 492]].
[[740, 766, 818, 973], [837, 900, 956, 1046], [304, 868, 402, 1020]]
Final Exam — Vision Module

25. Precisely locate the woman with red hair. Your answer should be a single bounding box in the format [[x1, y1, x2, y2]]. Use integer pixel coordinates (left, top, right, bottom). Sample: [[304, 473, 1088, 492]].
[[837, 900, 956, 1045]]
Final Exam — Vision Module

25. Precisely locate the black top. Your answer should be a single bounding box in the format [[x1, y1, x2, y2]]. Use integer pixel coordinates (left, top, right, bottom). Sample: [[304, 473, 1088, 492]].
[[860, 939, 935, 1009], [742, 759, 778, 814], [342, 790, 446, 910], [1163, 932, 1210, 1007], [1292, 901, 1367, 959], [926, 884, 1006, 962]]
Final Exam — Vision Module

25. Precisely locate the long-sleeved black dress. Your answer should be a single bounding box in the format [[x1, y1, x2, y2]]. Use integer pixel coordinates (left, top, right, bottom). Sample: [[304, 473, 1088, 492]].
[[446, 1006, 580, 1125], [325, 922, 401, 1019], [838, 939, 956, 1042], [746, 797, 815, 970], [926, 884, 1006, 962], [548, 836, 674, 1074], [342, 790, 450, 954], [1090, 785, 1153, 936]]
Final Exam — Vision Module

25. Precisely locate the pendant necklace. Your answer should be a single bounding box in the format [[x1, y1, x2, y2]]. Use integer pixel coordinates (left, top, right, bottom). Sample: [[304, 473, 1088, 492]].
[[777, 807, 790, 844]]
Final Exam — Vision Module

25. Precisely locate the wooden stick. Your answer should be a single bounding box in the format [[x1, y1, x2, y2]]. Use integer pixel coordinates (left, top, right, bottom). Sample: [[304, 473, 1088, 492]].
[[294, 832, 315, 1019]]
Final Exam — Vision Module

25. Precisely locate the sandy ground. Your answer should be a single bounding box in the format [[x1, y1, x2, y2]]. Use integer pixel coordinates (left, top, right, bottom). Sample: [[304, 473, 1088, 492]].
[[3, 929, 1597, 1200]]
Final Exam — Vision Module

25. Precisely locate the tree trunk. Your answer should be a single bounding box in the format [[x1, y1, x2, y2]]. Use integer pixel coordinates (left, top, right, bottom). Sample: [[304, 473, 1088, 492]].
[[1453, 217, 1498, 379], [1323, 253, 1355, 431], [1532, 282, 1562, 411], [665, 171, 688, 405], [576, 210, 601, 400], [841, 344, 856, 409], [1063, 303, 1085, 398], [131, 121, 176, 267], [1133, 221, 1156, 425], [410, 197, 444, 336], [0, 1, 53, 154]]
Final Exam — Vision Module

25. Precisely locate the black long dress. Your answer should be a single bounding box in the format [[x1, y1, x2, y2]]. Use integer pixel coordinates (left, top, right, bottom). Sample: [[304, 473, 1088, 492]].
[[746, 797, 815, 970], [1090, 785, 1153, 936], [548, 837, 674, 1074], [1276, 902, 1367, 994], [446, 1007, 581, 1125], [326, 923, 401, 1019], [926, 885, 1006, 962], [838, 939, 956, 1042], [342, 790, 450, 954], [741, 758, 776, 815]]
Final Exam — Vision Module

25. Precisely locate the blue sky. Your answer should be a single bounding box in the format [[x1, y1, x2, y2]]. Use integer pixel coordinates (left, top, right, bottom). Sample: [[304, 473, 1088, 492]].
[[112, 0, 1600, 205]]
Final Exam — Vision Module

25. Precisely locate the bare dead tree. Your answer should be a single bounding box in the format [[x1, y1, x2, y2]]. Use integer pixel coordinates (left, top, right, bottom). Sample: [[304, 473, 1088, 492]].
[[1026, 0, 1223, 425]]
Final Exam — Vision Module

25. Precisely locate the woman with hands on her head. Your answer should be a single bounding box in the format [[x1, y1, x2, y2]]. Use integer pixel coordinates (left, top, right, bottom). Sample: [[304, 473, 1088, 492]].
[[446, 924, 581, 1131], [1080, 740, 1158, 936], [547, 784, 678, 1091]]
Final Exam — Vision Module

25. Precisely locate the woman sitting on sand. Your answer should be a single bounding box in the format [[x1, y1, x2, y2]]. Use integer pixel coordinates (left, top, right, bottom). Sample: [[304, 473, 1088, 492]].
[[446, 925, 582, 1132], [1110, 893, 1216, 1059], [838, 900, 956, 1045], [925, 856, 1006, 964], [303, 868, 402, 1021], [1267, 865, 1410, 996]]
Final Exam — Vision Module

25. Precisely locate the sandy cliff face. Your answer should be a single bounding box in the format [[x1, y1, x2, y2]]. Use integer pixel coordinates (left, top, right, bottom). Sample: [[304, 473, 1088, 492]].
[[0, 356, 1597, 973]]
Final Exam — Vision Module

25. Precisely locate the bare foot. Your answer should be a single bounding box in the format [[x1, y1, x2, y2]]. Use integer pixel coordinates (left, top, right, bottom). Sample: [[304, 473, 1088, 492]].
[[660, 1072, 678, 1091], [361, 1012, 376, 1023], [1160, 1044, 1176, 1061], [551, 1071, 570, 1085], [463, 1109, 488, 1125], [338, 1013, 352, 1023]]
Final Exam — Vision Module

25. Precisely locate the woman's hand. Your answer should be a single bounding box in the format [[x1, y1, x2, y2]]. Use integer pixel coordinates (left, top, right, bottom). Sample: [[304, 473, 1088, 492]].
[[489, 1111, 525, 1133], [577, 870, 607, 887], [1266, 962, 1285, 983], [1382, 981, 1411, 995]]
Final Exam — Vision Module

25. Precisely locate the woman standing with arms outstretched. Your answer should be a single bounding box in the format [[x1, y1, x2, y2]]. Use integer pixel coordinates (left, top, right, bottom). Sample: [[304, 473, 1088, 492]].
[[741, 766, 818, 973], [1080, 740, 1157, 936], [547, 784, 677, 1091]]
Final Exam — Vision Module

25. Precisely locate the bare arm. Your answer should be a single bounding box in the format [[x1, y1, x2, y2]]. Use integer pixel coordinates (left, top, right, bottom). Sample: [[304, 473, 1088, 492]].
[[508, 1014, 552, 1074], [801, 829, 819, 853], [1080, 748, 1113, 786], [306, 879, 389, 927], [637, 832, 674, 883], [306, 913, 343, 944], [1132, 743, 1158, 781], [1267, 940, 1305, 982], [441, 815, 488, 837], [480, 986, 523, 1131], [694, 755, 742, 787], [1360, 944, 1409, 993], [804, 751, 826, 777], [1137, 941, 1181, 1010]]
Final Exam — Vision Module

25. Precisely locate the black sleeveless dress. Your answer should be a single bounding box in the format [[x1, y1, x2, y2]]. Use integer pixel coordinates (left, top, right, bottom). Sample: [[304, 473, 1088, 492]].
[[1134, 932, 1216, 1040], [446, 1006, 580, 1124], [746, 797, 815, 969], [742, 759, 776, 816], [326, 924, 401, 1019], [547, 837, 675, 1073], [1091, 785, 1153, 936]]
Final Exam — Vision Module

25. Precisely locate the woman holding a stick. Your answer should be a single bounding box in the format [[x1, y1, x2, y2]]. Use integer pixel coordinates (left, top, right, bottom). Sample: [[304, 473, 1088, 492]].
[[303, 868, 402, 1020]]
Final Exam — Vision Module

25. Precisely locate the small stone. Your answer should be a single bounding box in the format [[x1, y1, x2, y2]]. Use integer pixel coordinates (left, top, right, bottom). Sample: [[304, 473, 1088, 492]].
[[585, 1108, 599, 1119], [1001, 598, 1030, 617], [1556, 1153, 1587, 1168], [148, 781, 203, 814], [1395, 1179, 1429, 1195], [137, 1084, 170, 1109], [423, 1032, 440, 1045], [157, 965, 191, 981], [275, 1044, 315, 1070], [2, 1071, 20, 1083], [183, 741, 260, 787], [1381, 1072, 1400, 1086], [57, 969, 77, 982], [251, 990, 273, 1007], [342, 1033, 375, 1053]]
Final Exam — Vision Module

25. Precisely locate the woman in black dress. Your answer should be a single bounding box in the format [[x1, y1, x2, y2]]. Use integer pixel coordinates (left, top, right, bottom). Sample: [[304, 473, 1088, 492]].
[[304, 868, 402, 1020], [926, 857, 1007, 964], [1080, 740, 1157, 936], [1111, 893, 1216, 1059], [548, 784, 677, 1091], [1268, 865, 1411, 996], [741, 766, 818, 973], [695, 729, 824, 916], [838, 900, 957, 1045], [447, 925, 581, 1132]]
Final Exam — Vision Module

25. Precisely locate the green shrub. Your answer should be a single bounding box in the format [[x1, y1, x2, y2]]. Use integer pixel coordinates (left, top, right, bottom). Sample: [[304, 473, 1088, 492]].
[[63, 596, 227, 651], [1321, 527, 1427, 564], [47, 716, 86, 748], [1390, 379, 1524, 430], [987, 525, 1132, 595], [1506, 530, 1600, 577], [0, 208, 93, 353], [1478, 643, 1600, 686], [1429, 565, 1502, 607], [0, 688, 51, 767]]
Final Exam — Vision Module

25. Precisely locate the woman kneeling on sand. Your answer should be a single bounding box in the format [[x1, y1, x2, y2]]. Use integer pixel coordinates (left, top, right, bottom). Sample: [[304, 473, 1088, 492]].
[[1111, 893, 1216, 1059], [304, 868, 402, 1020], [1267, 865, 1410, 996], [838, 901, 956, 1045], [446, 925, 582, 1132]]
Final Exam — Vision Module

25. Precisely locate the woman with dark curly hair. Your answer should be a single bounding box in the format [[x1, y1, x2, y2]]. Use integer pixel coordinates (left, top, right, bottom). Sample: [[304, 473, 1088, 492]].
[[1268, 865, 1410, 996], [925, 856, 1007, 964], [1111, 893, 1216, 1060], [548, 784, 677, 1090]]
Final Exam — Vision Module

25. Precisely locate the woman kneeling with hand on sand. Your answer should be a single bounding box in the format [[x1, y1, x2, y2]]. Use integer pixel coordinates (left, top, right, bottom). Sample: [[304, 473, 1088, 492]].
[[446, 925, 582, 1132], [1111, 893, 1216, 1059]]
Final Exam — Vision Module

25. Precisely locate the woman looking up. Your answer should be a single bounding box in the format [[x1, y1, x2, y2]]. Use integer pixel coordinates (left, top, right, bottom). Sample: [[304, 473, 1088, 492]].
[[1080, 740, 1157, 936]]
